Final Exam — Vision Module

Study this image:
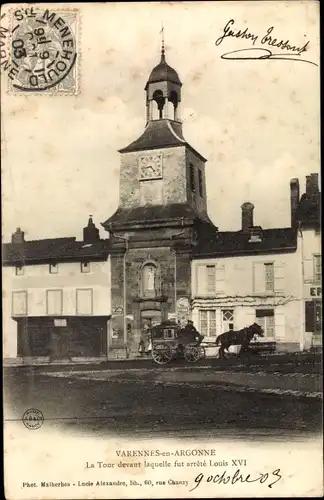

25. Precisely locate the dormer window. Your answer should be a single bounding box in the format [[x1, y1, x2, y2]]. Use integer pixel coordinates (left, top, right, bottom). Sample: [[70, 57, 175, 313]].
[[248, 234, 262, 243], [81, 261, 90, 273], [15, 265, 24, 276], [248, 227, 263, 243], [49, 263, 58, 274]]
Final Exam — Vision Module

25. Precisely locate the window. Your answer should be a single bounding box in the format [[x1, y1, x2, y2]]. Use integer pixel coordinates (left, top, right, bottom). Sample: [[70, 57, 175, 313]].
[[163, 329, 175, 339], [46, 289, 62, 315], [255, 309, 275, 338], [264, 263, 274, 292], [253, 262, 276, 293], [190, 163, 195, 192], [12, 291, 27, 316], [81, 261, 90, 273], [15, 266, 24, 276], [142, 263, 157, 298], [199, 310, 216, 336], [76, 289, 93, 315], [222, 309, 234, 331], [206, 265, 216, 294], [49, 263, 58, 274], [314, 255, 321, 282], [198, 169, 203, 197]]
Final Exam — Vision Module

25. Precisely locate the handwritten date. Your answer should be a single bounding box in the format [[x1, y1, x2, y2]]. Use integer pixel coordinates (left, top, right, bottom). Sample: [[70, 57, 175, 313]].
[[190, 468, 282, 491]]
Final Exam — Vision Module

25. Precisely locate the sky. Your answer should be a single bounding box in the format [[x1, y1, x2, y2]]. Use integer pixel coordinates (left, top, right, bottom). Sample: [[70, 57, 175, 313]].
[[1, 1, 320, 242]]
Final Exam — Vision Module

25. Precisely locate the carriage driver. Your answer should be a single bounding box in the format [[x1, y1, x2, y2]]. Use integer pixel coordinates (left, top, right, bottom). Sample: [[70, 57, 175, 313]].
[[178, 320, 204, 349]]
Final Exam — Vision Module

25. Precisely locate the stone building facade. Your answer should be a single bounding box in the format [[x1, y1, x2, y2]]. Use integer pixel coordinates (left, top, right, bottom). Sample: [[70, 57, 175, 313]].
[[102, 43, 216, 354], [2, 43, 321, 362]]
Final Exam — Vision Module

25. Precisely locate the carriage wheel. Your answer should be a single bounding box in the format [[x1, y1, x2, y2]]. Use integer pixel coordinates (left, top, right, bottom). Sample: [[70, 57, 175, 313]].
[[184, 345, 201, 363], [152, 344, 173, 365]]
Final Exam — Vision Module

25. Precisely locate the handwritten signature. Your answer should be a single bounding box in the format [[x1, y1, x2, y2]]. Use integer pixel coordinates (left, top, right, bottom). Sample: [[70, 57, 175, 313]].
[[215, 19, 318, 67], [190, 468, 282, 491]]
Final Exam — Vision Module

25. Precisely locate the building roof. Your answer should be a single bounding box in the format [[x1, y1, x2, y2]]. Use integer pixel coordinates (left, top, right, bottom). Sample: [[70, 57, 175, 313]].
[[146, 60, 182, 88], [145, 48, 182, 89], [119, 119, 206, 161], [2, 237, 110, 266], [102, 203, 213, 229], [193, 225, 297, 258]]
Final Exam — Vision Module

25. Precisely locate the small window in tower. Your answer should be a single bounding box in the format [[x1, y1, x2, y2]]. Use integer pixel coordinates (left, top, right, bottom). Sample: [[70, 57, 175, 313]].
[[198, 169, 203, 197], [190, 164, 196, 192], [81, 261, 90, 273]]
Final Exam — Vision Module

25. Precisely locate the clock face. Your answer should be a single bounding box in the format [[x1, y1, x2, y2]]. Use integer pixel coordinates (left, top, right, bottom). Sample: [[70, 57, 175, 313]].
[[139, 154, 163, 180]]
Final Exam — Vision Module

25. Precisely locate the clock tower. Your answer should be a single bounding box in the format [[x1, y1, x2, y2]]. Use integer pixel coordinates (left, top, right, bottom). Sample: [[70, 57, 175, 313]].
[[102, 38, 217, 355]]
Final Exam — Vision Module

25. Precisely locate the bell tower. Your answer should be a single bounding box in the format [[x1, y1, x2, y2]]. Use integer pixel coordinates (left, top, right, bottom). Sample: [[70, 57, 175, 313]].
[[102, 36, 217, 356], [145, 31, 182, 123]]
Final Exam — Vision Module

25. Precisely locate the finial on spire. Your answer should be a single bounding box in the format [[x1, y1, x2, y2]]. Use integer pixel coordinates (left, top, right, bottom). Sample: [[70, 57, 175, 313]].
[[160, 23, 165, 62]]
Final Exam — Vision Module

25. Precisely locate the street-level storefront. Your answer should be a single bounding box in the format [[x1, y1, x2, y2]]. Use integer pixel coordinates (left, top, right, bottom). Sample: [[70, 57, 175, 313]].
[[304, 284, 322, 346], [191, 296, 289, 352], [14, 316, 110, 360]]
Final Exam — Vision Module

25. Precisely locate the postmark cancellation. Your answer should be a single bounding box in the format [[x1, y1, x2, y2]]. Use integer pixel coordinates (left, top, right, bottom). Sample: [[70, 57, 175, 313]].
[[1, 6, 80, 95]]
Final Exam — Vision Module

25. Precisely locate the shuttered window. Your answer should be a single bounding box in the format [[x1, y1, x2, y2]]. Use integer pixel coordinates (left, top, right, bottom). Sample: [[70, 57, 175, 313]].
[[12, 291, 27, 316], [46, 289, 62, 315], [76, 289, 93, 315], [199, 310, 216, 336], [253, 262, 283, 293], [195, 264, 225, 295]]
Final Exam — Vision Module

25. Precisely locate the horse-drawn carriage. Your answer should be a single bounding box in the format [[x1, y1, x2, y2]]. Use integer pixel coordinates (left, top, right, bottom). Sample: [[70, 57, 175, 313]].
[[149, 320, 265, 364], [150, 321, 205, 365]]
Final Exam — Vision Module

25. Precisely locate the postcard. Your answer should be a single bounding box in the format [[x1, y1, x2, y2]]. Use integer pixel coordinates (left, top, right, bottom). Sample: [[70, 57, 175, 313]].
[[1, 1, 322, 499]]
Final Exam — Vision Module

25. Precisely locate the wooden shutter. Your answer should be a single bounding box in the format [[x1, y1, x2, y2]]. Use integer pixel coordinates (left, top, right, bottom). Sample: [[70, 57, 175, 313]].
[[253, 262, 265, 293], [215, 263, 225, 293], [274, 262, 285, 293], [305, 301, 315, 332], [47, 290, 62, 315], [275, 309, 285, 341], [303, 257, 314, 282], [196, 265, 207, 295]]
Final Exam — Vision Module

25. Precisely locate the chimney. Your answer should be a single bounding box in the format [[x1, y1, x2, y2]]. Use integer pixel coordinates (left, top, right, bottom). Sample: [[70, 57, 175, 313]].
[[11, 227, 25, 244], [83, 215, 100, 243], [241, 202, 254, 233], [306, 173, 319, 196], [290, 178, 300, 227]]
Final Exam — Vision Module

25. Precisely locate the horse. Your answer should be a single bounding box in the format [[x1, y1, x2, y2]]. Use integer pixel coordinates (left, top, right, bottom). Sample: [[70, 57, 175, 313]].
[[216, 322, 264, 359]]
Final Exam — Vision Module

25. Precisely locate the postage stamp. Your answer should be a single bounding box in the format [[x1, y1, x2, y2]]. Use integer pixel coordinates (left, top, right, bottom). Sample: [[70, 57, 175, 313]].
[[22, 408, 44, 430], [2, 6, 80, 94]]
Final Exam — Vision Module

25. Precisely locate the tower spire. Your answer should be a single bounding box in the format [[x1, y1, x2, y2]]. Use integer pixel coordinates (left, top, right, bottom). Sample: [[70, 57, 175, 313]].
[[160, 24, 165, 62]]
